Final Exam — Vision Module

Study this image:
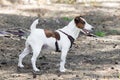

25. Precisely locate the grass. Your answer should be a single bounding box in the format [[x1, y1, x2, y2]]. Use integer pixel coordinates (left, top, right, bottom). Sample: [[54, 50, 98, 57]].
[[95, 31, 106, 37], [94, 30, 120, 37], [62, 17, 73, 21], [108, 30, 120, 35]]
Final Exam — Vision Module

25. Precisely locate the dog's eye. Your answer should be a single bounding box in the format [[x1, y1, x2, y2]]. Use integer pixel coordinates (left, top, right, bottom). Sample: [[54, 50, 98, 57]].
[[81, 20, 85, 25]]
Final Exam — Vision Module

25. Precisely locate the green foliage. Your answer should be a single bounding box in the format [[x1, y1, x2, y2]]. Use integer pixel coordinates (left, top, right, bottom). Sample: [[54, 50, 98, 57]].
[[94, 30, 120, 37], [95, 31, 106, 37], [62, 17, 73, 21], [108, 30, 120, 35], [119, 73, 120, 79]]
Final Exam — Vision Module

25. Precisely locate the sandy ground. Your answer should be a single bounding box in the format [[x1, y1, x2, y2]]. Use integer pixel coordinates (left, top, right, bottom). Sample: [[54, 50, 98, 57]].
[[0, 3, 120, 80]]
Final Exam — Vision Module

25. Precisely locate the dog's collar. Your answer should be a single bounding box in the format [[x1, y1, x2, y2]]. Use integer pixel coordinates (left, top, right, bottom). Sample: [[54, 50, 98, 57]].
[[59, 30, 75, 48]]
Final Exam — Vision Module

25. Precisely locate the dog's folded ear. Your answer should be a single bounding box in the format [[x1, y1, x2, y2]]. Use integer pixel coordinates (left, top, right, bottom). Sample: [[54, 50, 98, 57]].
[[74, 16, 85, 25], [74, 16, 80, 24]]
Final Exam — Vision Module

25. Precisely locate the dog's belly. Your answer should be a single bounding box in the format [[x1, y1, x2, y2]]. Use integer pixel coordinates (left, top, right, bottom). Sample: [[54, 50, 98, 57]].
[[42, 44, 54, 50]]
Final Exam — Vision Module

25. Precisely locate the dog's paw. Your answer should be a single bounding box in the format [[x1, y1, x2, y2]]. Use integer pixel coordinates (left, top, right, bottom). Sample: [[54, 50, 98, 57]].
[[18, 64, 24, 68], [60, 68, 67, 72], [34, 68, 40, 72]]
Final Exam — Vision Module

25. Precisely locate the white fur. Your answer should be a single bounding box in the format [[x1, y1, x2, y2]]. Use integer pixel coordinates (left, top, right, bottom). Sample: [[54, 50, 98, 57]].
[[18, 17, 93, 72]]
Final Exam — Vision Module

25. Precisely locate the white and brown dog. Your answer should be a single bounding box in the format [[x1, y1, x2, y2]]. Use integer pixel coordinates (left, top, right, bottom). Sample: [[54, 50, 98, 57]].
[[18, 16, 94, 72]]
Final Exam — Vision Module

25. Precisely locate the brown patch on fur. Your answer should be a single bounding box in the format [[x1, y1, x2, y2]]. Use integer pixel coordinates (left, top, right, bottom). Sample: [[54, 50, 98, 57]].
[[44, 29, 60, 40], [74, 16, 85, 29], [76, 23, 84, 29]]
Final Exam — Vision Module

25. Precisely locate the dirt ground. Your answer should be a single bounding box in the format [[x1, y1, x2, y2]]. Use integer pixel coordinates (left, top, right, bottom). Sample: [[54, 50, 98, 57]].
[[0, 3, 120, 80]]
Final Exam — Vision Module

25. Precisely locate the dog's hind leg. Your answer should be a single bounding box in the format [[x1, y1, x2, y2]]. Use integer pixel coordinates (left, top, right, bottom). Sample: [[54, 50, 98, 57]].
[[30, 43, 43, 72], [18, 42, 31, 68]]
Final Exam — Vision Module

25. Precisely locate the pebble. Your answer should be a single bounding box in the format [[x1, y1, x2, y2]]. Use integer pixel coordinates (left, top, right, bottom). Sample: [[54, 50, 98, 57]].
[[33, 74, 37, 78], [83, 73, 86, 75], [11, 74, 22, 78], [76, 75, 79, 77], [57, 74, 61, 77], [102, 25, 105, 28], [0, 49, 4, 52], [111, 67, 114, 70], [115, 61, 118, 64], [113, 44, 117, 48]]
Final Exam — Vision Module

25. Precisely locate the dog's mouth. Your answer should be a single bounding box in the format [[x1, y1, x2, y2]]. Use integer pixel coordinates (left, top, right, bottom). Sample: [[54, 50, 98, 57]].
[[82, 29, 90, 34], [82, 29, 97, 37]]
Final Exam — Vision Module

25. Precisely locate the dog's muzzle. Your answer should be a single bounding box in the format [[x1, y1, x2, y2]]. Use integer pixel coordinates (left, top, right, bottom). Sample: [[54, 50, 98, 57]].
[[82, 28, 96, 37], [82, 29, 91, 34]]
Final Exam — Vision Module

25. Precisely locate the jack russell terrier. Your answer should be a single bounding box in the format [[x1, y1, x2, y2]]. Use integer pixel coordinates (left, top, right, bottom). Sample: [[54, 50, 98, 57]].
[[18, 16, 94, 72]]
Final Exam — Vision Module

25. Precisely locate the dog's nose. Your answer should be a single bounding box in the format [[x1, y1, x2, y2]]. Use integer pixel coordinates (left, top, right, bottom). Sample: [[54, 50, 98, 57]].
[[91, 27, 95, 31]]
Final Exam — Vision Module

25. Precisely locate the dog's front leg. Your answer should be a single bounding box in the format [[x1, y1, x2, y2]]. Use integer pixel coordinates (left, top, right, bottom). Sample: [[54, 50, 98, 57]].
[[60, 49, 69, 72]]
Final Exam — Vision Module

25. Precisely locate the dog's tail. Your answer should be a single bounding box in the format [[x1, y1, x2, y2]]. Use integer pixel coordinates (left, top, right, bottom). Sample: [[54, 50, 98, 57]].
[[30, 19, 39, 31]]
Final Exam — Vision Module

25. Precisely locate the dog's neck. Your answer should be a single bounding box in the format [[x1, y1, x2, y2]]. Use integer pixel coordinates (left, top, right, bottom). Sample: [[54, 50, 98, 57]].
[[60, 19, 81, 40]]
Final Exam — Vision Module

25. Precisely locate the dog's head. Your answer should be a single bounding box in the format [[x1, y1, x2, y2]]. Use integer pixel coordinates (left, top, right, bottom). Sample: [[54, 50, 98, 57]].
[[74, 16, 94, 35]]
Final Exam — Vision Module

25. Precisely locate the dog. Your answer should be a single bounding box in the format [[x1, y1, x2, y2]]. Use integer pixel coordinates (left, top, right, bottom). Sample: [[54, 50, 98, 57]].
[[18, 16, 94, 72]]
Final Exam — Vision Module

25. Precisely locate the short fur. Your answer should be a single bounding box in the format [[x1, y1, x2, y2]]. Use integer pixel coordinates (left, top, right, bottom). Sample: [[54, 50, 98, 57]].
[[18, 16, 94, 72]]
